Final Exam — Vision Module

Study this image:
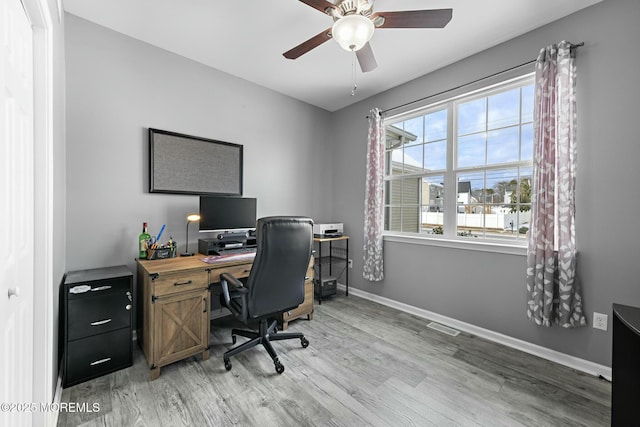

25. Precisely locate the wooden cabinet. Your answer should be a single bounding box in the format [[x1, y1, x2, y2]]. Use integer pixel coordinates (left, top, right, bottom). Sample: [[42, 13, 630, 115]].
[[62, 266, 133, 388], [152, 288, 210, 372], [279, 257, 314, 330], [137, 258, 214, 380]]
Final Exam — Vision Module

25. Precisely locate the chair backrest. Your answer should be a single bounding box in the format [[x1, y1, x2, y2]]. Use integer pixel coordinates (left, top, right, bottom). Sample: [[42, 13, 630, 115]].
[[246, 216, 314, 319]]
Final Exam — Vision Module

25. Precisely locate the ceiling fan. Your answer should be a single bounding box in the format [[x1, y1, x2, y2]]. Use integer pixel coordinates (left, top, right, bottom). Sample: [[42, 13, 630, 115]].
[[283, 0, 453, 73]]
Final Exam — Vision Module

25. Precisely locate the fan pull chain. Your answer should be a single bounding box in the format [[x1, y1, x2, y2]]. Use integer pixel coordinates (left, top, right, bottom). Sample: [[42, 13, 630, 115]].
[[351, 50, 358, 97]]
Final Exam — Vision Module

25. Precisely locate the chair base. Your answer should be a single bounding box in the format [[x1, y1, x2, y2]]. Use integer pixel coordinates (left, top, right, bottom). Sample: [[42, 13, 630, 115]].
[[223, 318, 309, 374]]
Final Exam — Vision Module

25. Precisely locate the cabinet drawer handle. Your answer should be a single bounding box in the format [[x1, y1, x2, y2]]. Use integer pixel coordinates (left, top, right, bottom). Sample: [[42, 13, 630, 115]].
[[69, 285, 91, 294], [91, 285, 112, 292], [90, 319, 112, 326], [174, 280, 192, 286], [90, 357, 111, 366]]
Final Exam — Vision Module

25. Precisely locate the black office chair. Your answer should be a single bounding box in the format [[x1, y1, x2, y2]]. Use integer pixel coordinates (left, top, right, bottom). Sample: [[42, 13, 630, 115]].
[[220, 216, 313, 374]]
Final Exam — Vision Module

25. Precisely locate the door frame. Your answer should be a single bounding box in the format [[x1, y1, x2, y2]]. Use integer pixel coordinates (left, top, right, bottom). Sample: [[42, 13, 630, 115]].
[[21, 0, 57, 425]]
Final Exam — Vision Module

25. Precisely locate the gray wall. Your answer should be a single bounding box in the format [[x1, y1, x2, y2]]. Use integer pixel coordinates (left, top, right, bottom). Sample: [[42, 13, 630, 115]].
[[65, 14, 334, 275], [330, 0, 640, 366]]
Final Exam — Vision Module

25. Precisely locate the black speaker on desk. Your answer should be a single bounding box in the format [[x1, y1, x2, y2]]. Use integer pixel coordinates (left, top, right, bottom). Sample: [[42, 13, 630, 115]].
[[198, 239, 219, 255], [198, 237, 258, 255]]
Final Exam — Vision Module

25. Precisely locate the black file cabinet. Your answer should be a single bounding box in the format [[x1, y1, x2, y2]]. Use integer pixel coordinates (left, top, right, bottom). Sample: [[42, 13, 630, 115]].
[[62, 265, 133, 388]]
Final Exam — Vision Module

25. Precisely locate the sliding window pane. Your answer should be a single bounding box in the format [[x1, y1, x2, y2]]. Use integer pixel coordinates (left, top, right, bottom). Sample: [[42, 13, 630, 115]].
[[385, 207, 402, 232], [425, 109, 447, 142], [487, 127, 519, 165], [518, 167, 533, 210], [521, 123, 533, 161], [488, 88, 520, 129], [384, 179, 401, 219], [424, 140, 446, 171], [390, 148, 403, 175], [404, 144, 424, 174], [385, 124, 405, 149], [457, 133, 486, 168], [402, 116, 424, 145], [486, 168, 518, 206], [458, 98, 486, 136], [521, 84, 534, 123], [457, 171, 484, 238], [421, 175, 445, 234]]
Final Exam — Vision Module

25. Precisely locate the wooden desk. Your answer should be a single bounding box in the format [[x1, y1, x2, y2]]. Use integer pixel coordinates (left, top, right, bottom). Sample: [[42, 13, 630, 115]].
[[136, 253, 313, 380]]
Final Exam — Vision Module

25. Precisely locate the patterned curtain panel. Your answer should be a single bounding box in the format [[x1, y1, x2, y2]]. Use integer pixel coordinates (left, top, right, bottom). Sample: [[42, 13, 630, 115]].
[[363, 108, 384, 281], [526, 41, 586, 328]]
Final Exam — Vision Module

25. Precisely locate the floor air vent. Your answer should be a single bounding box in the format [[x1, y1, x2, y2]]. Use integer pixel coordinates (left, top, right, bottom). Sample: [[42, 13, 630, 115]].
[[427, 322, 460, 337]]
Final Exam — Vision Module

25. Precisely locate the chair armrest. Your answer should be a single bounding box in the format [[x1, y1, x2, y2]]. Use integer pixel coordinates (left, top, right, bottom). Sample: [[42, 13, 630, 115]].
[[220, 272, 247, 292], [220, 272, 248, 320]]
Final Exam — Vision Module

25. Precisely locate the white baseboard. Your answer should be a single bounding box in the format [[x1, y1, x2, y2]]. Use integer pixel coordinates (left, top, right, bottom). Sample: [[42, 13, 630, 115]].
[[337, 283, 612, 381]]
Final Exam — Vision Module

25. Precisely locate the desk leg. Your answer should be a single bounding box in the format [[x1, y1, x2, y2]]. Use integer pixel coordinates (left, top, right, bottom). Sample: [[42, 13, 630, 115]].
[[150, 366, 160, 381], [329, 241, 333, 276], [202, 349, 210, 361], [346, 238, 349, 297], [318, 241, 322, 305]]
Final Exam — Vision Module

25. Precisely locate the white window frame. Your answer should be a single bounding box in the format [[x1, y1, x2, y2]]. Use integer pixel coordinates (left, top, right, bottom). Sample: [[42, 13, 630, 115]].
[[383, 72, 535, 255]]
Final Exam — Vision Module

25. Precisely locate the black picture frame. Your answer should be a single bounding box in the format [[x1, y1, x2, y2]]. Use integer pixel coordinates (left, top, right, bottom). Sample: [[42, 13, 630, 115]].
[[149, 128, 243, 196]]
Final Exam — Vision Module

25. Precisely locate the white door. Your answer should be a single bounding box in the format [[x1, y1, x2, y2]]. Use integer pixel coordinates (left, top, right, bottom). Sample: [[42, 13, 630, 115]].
[[1, 0, 35, 425]]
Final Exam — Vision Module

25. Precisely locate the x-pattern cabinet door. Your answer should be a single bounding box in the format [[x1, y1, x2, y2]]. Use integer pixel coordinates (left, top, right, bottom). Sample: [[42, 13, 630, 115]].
[[153, 289, 210, 369]]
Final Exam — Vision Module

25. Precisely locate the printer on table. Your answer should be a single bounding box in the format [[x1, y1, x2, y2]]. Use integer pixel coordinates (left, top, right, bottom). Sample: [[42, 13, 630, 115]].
[[313, 223, 343, 238]]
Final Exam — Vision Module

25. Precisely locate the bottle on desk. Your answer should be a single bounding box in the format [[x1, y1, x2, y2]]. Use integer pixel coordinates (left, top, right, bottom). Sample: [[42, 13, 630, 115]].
[[139, 222, 151, 259]]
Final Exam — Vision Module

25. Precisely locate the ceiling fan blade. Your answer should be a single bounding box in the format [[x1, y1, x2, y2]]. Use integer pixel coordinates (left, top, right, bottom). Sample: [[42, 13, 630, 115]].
[[356, 43, 377, 73], [283, 28, 332, 60], [298, 0, 337, 14], [372, 9, 453, 29]]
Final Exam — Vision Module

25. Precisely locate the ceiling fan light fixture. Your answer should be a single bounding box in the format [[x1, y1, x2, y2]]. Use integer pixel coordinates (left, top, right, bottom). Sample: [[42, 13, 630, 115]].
[[331, 14, 374, 52]]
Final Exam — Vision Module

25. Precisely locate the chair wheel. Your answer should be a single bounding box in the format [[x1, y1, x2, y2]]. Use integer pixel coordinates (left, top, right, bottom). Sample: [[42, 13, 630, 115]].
[[301, 337, 309, 348], [224, 358, 232, 371], [275, 361, 285, 374]]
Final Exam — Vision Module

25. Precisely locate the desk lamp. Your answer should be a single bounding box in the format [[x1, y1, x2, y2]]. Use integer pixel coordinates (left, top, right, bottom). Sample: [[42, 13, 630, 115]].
[[180, 214, 201, 257]]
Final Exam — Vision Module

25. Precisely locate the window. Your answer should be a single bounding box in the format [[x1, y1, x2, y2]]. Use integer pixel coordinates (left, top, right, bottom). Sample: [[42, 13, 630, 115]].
[[384, 75, 534, 244]]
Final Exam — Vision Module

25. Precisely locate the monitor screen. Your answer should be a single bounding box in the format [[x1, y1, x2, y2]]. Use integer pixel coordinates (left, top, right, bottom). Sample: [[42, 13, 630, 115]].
[[199, 196, 257, 233]]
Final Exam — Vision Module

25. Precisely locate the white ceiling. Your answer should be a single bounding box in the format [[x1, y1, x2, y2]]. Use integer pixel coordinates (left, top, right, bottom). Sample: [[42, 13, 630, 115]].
[[63, 0, 601, 112]]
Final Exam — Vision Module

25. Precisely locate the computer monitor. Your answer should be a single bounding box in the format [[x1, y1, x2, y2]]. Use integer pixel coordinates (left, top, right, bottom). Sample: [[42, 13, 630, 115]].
[[199, 196, 257, 234]]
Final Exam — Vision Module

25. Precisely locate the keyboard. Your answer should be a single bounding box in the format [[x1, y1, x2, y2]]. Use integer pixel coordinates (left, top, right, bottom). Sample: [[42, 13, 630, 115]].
[[214, 247, 256, 256], [200, 250, 256, 265]]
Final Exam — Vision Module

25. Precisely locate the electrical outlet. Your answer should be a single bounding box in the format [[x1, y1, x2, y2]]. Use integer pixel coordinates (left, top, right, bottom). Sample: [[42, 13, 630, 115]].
[[593, 312, 608, 331], [348, 259, 353, 268]]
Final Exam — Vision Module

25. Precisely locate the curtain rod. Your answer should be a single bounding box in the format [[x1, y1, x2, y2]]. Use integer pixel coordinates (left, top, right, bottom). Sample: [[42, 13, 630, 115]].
[[366, 41, 584, 118]]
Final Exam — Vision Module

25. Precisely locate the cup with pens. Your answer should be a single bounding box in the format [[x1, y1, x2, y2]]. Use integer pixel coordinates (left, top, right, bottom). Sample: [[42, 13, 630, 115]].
[[146, 224, 177, 260]]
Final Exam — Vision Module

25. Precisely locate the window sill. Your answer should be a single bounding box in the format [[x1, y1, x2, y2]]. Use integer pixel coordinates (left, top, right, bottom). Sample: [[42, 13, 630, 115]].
[[383, 232, 527, 256]]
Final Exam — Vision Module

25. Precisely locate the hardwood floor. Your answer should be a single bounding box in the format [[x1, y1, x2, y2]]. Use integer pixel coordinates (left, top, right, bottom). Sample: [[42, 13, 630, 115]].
[[58, 294, 611, 426]]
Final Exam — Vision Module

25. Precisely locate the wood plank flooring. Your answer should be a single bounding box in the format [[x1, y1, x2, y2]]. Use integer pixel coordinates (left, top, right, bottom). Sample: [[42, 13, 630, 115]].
[[58, 294, 611, 426]]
